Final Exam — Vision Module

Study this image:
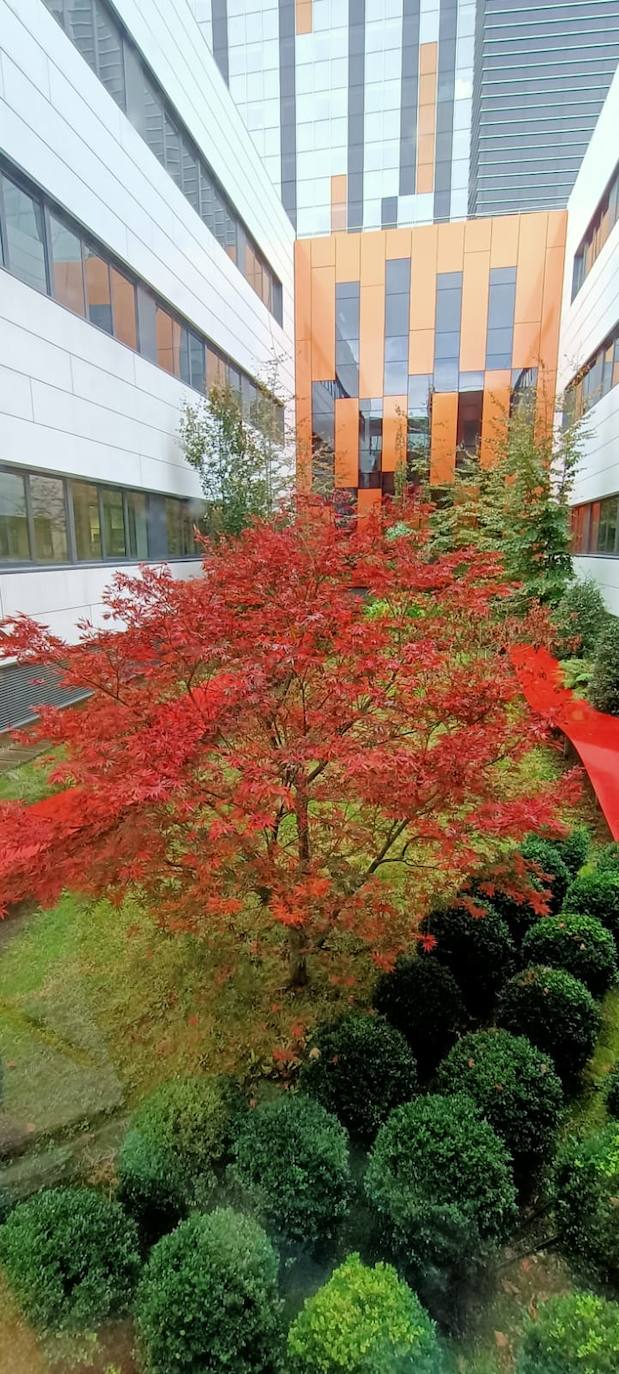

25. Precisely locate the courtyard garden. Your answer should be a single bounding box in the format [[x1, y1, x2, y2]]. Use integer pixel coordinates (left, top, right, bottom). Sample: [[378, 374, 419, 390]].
[[0, 481, 619, 1373]]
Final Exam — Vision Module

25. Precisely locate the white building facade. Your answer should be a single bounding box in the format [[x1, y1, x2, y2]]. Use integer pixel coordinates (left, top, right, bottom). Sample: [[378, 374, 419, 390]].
[[558, 64, 619, 615], [0, 0, 294, 727]]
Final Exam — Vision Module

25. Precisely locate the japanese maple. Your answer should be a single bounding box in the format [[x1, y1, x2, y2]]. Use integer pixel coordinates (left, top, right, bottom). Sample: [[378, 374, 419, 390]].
[[0, 501, 574, 986]]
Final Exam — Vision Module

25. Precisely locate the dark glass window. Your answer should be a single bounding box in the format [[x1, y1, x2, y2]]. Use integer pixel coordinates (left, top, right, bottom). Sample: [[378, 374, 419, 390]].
[[0, 470, 29, 562], [312, 381, 335, 492], [1, 175, 47, 293], [572, 161, 619, 299], [49, 212, 85, 316], [565, 321, 619, 422], [457, 390, 483, 456], [126, 490, 149, 558], [486, 266, 516, 368], [72, 481, 102, 560], [156, 306, 182, 377], [111, 267, 137, 349], [165, 497, 184, 556], [336, 281, 360, 398], [101, 487, 126, 558], [30, 474, 68, 562], [598, 496, 619, 555], [94, 0, 125, 106], [84, 245, 112, 332], [434, 273, 462, 390], [65, 0, 96, 72], [187, 334, 205, 392], [359, 399, 383, 488], [137, 286, 158, 363]]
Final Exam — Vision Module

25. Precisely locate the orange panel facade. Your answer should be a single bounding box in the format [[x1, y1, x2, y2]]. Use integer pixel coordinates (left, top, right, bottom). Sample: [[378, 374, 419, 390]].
[[295, 0, 312, 34], [296, 209, 567, 507]]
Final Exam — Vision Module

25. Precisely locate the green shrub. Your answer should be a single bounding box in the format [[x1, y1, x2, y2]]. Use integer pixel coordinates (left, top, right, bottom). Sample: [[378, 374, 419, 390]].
[[520, 838, 570, 915], [605, 1065, 619, 1117], [552, 577, 609, 658], [228, 1094, 351, 1248], [420, 902, 516, 1015], [473, 879, 545, 947], [365, 1094, 516, 1286], [299, 1014, 417, 1143], [517, 1291, 619, 1373], [549, 825, 591, 878], [595, 842, 619, 875], [554, 1123, 619, 1281], [521, 913, 617, 997], [117, 1075, 243, 1241], [590, 617, 619, 715], [496, 966, 600, 1080], [564, 872, 619, 942], [135, 1208, 283, 1374], [0, 1187, 140, 1335], [559, 658, 594, 696], [287, 1252, 442, 1374], [435, 1029, 563, 1167], [373, 956, 464, 1077]]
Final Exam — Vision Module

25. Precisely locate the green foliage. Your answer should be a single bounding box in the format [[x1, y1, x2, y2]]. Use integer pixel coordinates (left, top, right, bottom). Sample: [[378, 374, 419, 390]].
[[466, 875, 545, 947], [435, 1029, 563, 1166], [365, 1094, 517, 1288], [496, 966, 600, 1079], [549, 825, 591, 878], [299, 1014, 417, 1144], [517, 1291, 619, 1373], [559, 659, 594, 696], [372, 957, 464, 1078], [520, 838, 571, 915], [564, 872, 619, 942], [554, 1123, 619, 1282], [590, 617, 619, 716], [0, 1187, 140, 1335], [606, 1064, 619, 1117], [117, 1075, 244, 1242], [552, 577, 609, 658], [286, 1252, 443, 1374], [420, 902, 516, 1015], [228, 1093, 351, 1248], [135, 1207, 283, 1374], [521, 913, 617, 998], [595, 842, 619, 876]]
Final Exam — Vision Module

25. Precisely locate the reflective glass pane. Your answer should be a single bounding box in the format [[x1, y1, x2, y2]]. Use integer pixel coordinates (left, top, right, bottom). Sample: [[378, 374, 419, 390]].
[[127, 490, 149, 558], [189, 334, 205, 392], [156, 308, 182, 376], [101, 487, 126, 558], [137, 286, 157, 363], [73, 481, 102, 560], [65, 0, 96, 72], [49, 212, 85, 315], [84, 247, 112, 332], [111, 267, 137, 349], [0, 470, 29, 562], [164, 115, 183, 189], [2, 175, 47, 293], [30, 474, 68, 562], [165, 498, 183, 556], [94, 0, 125, 107]]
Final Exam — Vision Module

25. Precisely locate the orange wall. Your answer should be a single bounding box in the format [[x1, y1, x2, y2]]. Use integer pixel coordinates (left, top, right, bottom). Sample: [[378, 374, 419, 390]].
[[295, 211, 567, 506]]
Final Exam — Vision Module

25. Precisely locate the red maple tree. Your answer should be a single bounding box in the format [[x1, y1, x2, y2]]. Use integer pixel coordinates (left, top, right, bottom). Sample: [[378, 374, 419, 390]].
[[0, 502, 573, 986]]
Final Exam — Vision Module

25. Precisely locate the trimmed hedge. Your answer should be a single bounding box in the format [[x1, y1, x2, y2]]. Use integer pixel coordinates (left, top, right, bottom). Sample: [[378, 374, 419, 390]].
[[552, 576, 609, 660], [496, 966, 600, 1080], [590, 617, 619, 715], [520, 838, 570, 915], [286, 1252, 442, 1374], [549, 825, 590, 879], [299, 1014, 417, 1143], [117, 1075, 243, 1241], [365, 1094, 516, 1281], [228, 1094, 351, 1248], [135, 1208, 283, 1374], [435, 1029, 563, 1166], [595, 842, 619, 876], [480, 881, 545, 948], [554, 1123, 619, 1282], [521, 912, 617, 997], [373, 956, 464, 1077], [0, 1187, 140, 1335], [606, 1065, 619, 1118], [564, 872, 619, 943], [517, 1291, 619, 1373], [420, 902, 516, 1015]]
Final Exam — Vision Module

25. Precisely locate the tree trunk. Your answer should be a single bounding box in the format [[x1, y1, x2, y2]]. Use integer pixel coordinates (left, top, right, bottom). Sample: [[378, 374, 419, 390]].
[[288, 927, 309, 988]]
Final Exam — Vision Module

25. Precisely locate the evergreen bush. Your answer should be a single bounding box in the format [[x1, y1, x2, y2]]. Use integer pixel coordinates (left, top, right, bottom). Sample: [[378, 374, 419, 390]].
[[552, 577, 609, 659], [590, 617, 619, 715], [520, 838, 570, 915], [0, 1187, 140, 1335], [372, 957, 464, 1077], [605, 1065, 619, 1117], [228, 1093, 351, 1248], [517, 1291, 619, 1373], [550, 825, 590, 878], [595, 841, 619, 875], [564, 872, 619, 943], [496, 966, 600, 1080], [300, 1014, 417, 1143], [419, 902, 516, 1015], [135, 1208, 283, 1374], [521, 912, 617, 997], [365, 1094, 516, 1288], [435, 1029, 563, 1167], [286, 1252, 443, 1374], [554, 1123, 619, 1282]]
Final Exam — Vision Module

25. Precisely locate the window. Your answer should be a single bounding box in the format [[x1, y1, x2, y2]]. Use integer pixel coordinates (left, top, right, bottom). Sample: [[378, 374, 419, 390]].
[[93, 0, 125, 107], [565, 322, 619, 423], [127, 490, 149, 558], [434, 273, 462, 390], [30, 475, 68, 562], [101, 487, 126, 558], [111, 267, 137, 349], [49, 212, 85, 315], [165, 497, 184, 557], [572, 495, 619, 558], [73, 481, 102, 560], [0, 470, 29, 562], [137, 286, 158, 364], [336, 281, 360, 398], [1, 174, 47, 293], [359, 400, 383, 489], [486, 267, 516, 369], [572, 162, 619, 300], [598, 496, 619, 555], [84, 246, 112, 332], [156, 306, 182, 377]]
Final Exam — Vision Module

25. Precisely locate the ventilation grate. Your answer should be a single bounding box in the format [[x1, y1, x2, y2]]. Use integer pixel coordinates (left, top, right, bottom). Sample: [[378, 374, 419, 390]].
[[0, 663, 89, 733]]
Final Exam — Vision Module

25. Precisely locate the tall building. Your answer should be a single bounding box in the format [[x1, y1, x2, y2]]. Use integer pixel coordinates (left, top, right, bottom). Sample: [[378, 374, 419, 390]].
[[190, 1, 619, 236], [0, 0, 294, 729], [469, 0, 619, 216], [559, 64, 619, 614]]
